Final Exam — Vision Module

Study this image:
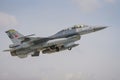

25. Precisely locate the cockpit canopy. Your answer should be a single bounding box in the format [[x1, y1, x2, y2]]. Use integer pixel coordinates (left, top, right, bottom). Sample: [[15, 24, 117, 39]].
[[64, 24, 88, 30], [71, 24, 88, 29], [52, 24, 89, 38], [56, 24, 88, 34]]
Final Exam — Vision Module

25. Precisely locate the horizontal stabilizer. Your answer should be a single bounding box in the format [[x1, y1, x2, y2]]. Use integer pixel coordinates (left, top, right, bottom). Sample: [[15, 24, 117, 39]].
[[18, 34, 35, 39], [3, 49, 11, 52]]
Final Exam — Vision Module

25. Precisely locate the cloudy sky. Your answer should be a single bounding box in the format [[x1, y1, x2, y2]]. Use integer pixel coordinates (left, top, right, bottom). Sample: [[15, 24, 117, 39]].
[[0, 0, 120, 80]]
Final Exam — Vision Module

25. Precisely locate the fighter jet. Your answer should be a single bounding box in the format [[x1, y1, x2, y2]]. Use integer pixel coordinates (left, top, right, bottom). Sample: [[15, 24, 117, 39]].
[[3, 24, 107, 58]]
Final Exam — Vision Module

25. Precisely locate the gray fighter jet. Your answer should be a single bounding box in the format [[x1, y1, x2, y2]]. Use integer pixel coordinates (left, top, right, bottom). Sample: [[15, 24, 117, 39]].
[[3, 24, 107, 58]]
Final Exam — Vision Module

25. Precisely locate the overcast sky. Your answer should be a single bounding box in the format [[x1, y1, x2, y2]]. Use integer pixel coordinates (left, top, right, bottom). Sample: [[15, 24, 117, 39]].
[[0, 0, 120, 80]]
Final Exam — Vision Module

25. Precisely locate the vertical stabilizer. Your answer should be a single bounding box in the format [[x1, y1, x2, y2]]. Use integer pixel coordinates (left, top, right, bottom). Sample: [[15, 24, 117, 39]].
[[5, 29, 24, 44]]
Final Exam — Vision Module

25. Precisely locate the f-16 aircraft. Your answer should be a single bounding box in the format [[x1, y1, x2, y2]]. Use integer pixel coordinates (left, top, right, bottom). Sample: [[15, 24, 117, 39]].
[[4, 24, 107, 58]]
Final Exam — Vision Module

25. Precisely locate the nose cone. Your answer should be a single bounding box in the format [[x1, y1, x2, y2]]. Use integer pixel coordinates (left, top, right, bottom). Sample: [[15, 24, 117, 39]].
[[94, 26, 107, 31]]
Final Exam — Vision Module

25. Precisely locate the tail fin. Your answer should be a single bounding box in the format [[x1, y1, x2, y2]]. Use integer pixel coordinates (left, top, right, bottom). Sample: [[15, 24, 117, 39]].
[[5, 29, 24, 44]]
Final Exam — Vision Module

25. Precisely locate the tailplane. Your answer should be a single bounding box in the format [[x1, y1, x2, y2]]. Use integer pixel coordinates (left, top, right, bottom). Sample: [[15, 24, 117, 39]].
[[5, 29, 24, 44]]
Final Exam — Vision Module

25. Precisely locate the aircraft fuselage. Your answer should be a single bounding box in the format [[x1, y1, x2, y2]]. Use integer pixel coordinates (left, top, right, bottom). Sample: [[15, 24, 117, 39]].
[[4, 24, 107, 58]]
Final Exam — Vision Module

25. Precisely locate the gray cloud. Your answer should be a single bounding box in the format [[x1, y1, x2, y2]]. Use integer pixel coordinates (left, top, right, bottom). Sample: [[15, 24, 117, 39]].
[[73, 0, 116, 12], [0, 12, 18, 27], [105, 0, 116, 3], [73, 0, 100, 12]]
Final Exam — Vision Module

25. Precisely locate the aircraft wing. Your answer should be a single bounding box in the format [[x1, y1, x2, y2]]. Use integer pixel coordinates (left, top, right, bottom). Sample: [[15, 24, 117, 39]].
[[19, 36, 52, 44], [30, 37, 51, 44]]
